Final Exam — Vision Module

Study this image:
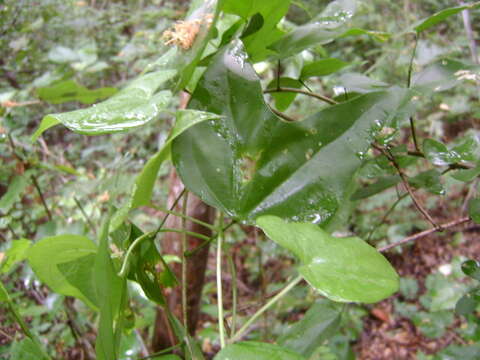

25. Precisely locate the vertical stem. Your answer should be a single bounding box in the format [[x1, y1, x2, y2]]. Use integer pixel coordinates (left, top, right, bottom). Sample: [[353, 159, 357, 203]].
[[73, 196, 96, 235], [181, 191, 189, 331], [31, 175, 52, 221], [407, 34, 420, 152], [217, 213, 226, 348], [276, 60, 281, 90], [228, 254, 237, 336], [230, 275, 303, 343]]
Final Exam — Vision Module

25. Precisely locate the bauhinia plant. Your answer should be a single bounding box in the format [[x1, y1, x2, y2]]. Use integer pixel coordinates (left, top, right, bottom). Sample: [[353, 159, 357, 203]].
[[5, 0, 478, 359]]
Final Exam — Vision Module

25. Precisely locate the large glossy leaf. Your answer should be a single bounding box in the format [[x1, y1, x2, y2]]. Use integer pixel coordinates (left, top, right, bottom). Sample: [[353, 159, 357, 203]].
[[27, 235, 98, 309], [214, 342, 305, 360], [413, 2, 480, 33], [32, 69, 175, 139], [172, 42, 412, 225], [269, 0, 356, 58], [110, 109, 222, 229], [221, 0, 292, 62], [256, 215, 399, 303], [278, 300, 343, 357]]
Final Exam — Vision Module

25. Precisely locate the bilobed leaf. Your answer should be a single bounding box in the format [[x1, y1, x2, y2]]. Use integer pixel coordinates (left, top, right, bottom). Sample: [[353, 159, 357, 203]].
[[0, 175, 29, 213], [172, 42, 412, 225], [300, 58, 349, 79], [269, 0, 355, 59], [1, 239, 32, 274], [32, 70, 175, 139], [27, 235, 98, 309], [278, 299, 343, 357], [214, 341, 305, 360], [256, 215, 399, 303], [37, 80, 117, 105], [414, 2, 480, 33]]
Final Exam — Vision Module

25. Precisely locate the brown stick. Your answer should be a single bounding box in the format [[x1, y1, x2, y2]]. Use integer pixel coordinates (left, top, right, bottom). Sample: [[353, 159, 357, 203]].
[[378, 217, 471, 252]]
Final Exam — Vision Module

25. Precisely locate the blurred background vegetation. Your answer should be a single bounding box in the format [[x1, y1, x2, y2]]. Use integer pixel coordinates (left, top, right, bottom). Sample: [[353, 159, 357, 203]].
[[1, 0, 479, 359]]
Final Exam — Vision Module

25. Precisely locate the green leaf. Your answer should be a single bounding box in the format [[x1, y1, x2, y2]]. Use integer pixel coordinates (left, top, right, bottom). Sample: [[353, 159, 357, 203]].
[[269, 0, 355, 59], [111, 109, 222, 229], [27, 235, 98, 309], [339, 28, 390, 42], [455, 288, 480, 315], [33, 70, 175, 139], [1, 238, 32, 273], [414, 3, 480, 33], [278, 299, 343, 357], [256, 215, 399, 303], [172, 42, 412, 224], [300, 58, 349, 79], [451, 164, 480, 182], [10, 338, 49, 360], [0, 175, 29, 213], [409, 170, 444, 195], [351, 176, 401, 200], [37, 80, 117, 105], [94, 218, 125, 360], [412, 59, 473, 93], [461, 259, 480, 281], [0, 281, 9, 302], [339, 73, 389, 94], [266, 77, 303, 111], [423, 139, 460, 166], [222, 0, 292, 62], [214, 341, 305, 360], [166, 312, 205, 360]]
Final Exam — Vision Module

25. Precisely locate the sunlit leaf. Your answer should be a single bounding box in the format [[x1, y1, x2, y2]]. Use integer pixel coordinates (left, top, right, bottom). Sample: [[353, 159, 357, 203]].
[[257, 215, 399, 303], [214, 341, 305, 360], [32, 70, 176, 139], [1, 239, 32, 274], [27, 235, 98, 309]]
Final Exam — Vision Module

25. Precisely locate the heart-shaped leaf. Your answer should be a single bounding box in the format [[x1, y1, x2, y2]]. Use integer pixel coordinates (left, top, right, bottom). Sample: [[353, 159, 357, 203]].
[[214, 341, 305, 360], [256, 215, 399, 303], [172, 42, 412, 225]]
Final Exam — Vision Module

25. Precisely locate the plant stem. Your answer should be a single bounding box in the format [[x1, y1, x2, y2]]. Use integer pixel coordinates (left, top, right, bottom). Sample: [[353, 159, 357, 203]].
[[217, 213, 226, 348], [264, 87, 338, 105], [406, 34, 420, 152], [31, 175, 52, 221], [73, 196, 96, 235], [379, 217, 471, 252], [230, 275, 303, 343], [184, 221, 235, 257], [150, 205, 217, 231], [181, 191, 189, 331], [153, 188, 186, 237], [228, 254, 238, 336], [269, 105, 297, 122]]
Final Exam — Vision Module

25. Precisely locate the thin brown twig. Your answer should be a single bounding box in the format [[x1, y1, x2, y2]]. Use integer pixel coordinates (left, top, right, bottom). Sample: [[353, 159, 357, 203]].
[[264, 87, 338, 105], [268, 105, 297, 122], [378, 217, 471, 252], [31, 175, 53, 221], [373, 143, 439, 229]]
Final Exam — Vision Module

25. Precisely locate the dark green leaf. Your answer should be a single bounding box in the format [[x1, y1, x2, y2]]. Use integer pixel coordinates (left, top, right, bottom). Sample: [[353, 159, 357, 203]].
[[461, 259, 480, 280], [414, 3, 480, 33], [266, 77, 303, 111], [300, 58, 349, 79], [173, 42, 412, 224], [269, 0, 355, 58], [257, 215, 399, 303], [278, 299, 343, 357], [241, 13, 264, 38], [27, 235, 98, 309], [455, 289, 480, 315], [214, 341, 305, 360], [37, 80, 117, 105], [32, 70, 175, 139], [409, 170, 444, 195], [222, 0, 292, 62], [0, 175, 29, 213], [451, 164, 480, 182], [351, 176, 401, 200], [1, 239, 32, 274]]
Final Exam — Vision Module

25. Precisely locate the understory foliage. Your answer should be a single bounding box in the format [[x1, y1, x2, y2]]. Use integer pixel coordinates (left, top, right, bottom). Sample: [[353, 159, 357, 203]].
[[1, 0, 480, 359]]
